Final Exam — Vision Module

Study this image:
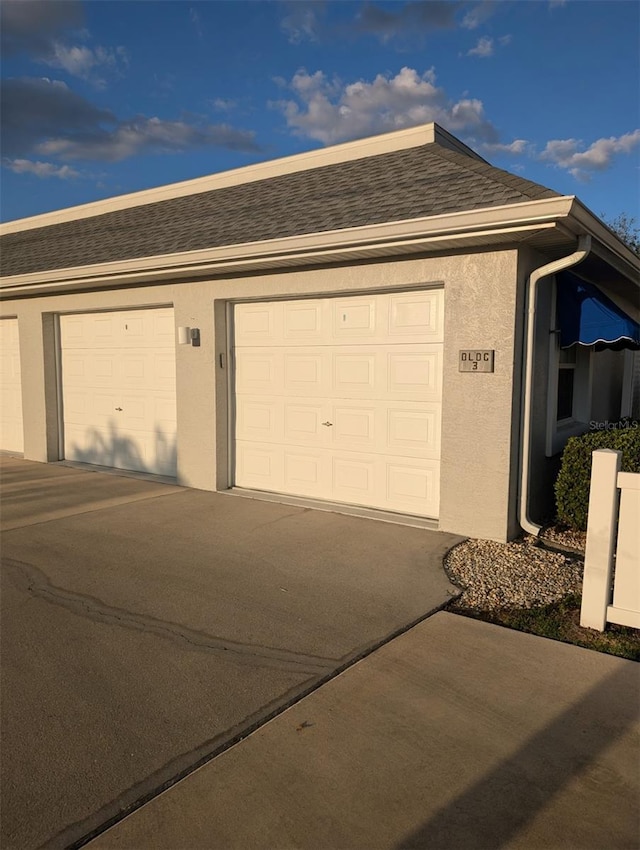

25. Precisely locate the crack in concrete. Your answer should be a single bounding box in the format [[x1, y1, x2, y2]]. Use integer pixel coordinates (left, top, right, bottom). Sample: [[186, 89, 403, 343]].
[[4, 558, 337, 676]]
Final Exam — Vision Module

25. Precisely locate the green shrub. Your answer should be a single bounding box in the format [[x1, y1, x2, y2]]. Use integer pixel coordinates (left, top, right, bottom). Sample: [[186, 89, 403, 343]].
[[555, 421, 640, 531]]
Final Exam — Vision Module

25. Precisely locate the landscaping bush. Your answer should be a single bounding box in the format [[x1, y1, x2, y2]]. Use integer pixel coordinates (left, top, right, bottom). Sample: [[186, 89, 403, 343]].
[[555, 421, 640, 531]]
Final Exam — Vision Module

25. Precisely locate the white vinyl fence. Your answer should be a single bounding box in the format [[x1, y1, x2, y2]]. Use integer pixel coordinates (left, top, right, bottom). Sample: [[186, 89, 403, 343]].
[[580, 449, 640, 631]]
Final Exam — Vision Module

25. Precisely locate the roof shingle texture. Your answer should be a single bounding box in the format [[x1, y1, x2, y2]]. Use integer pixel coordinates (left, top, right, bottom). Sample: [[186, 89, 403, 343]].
[[1, 144, 560, 277]]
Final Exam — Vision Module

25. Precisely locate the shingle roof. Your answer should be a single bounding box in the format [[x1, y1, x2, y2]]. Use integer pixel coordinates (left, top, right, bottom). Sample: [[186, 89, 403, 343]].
[[1, 142, 559, 278]]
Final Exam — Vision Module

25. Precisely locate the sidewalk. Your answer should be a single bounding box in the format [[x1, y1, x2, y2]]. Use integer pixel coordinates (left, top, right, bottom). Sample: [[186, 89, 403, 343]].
[[90, 612, 640, 850]]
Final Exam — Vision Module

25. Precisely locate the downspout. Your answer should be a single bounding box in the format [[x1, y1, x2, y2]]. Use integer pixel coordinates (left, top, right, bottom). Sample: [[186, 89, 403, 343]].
[[519, 234, 592, 536]]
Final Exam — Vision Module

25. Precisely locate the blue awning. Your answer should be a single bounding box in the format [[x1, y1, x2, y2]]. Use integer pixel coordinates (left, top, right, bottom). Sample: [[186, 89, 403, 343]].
[[557, 271, 640, 350]]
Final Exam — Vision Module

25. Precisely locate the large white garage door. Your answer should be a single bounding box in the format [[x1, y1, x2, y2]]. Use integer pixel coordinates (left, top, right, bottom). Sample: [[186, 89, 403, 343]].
[[60, 308, 177, 476], [0, 318, 24, 453], [233, 290, 443, 518]]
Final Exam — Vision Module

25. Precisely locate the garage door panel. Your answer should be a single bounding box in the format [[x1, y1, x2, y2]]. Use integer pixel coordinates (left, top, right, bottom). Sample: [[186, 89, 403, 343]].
[[331, 405, 376, 449], [92, 392, 121, 420], [153, 396, 179, 429], [284, 353, 325, 394], [237, 398, 283, 443], [235, 351, 282, 394], [387, 348, 442, 399], [60, 309, 176, 476], [119, 392, 177, 428], [283, 403, 326, 445], [233, 290, 443, 518], [332, 454, 375, 500], [333, 353, 376, 396], [235, 441, 441, 516], [387, 405, 441, 458], [236, 443, 284, 491], [155, 353, 177, 384], [121, 357, 146, 383], [389, 291, 443, 341], [61, 354, 87, 381], [64, 424, 115, 467], [284, 301, 324, 341], [119, 351, 175, 389], [94, 357, 117, 381], [235, 303, 282, 346], [62, 353, 119, 388], [0, 352, 21, 380], [284, 449, 326, 496], [331, 297, 377, 341], [62, 390, 89, 419], [386, 460, 440, 516]]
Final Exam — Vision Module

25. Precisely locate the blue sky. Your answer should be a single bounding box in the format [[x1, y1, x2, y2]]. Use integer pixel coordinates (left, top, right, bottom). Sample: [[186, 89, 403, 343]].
[[1, 0, 639, 224]]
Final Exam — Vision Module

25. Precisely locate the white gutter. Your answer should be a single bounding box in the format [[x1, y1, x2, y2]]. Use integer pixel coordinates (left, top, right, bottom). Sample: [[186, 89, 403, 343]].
[[1, 223, 563, 298], [519, 234, 592, 536], [1, 196, 576, 296]]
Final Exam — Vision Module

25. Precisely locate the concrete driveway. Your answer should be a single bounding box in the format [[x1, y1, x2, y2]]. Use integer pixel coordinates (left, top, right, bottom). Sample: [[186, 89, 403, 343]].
[[0, 456, 461, 850]]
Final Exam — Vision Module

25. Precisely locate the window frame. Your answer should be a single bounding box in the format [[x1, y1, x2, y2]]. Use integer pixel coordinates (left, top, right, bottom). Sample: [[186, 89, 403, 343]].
[[545, 278, 593, 456]]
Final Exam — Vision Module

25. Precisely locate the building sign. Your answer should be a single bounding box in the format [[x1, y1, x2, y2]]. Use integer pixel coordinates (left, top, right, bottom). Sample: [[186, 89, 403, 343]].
[[459, 350, 495, 372]]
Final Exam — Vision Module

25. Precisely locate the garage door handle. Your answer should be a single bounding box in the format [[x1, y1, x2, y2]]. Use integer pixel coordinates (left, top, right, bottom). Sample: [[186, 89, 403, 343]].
[[115, 407, 123, 411], [322, 421, 333, 427]]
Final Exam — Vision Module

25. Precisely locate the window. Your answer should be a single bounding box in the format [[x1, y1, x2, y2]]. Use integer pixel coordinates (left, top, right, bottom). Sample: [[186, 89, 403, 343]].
[[556, 347, 577, 422]]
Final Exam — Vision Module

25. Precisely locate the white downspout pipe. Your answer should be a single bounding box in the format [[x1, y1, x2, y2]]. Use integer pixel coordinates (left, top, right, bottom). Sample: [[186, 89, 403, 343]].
[[519, 234, 592, 536]]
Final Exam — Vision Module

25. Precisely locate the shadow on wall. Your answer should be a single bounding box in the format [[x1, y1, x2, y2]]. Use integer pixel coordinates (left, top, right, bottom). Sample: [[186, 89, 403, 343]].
[[67, 420, 177, 477]]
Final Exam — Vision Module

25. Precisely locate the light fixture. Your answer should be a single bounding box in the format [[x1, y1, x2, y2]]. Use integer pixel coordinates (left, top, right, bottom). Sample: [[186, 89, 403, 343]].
[[178, 326, 201, 346]]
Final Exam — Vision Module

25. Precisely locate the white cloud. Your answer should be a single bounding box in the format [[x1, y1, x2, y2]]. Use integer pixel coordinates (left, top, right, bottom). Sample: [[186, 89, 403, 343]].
[[1, 77, 115, 156], [1, 0, 127, 86], [539, 130, 640, 179], [467, 36, 493, 57], [2, 76, 261, 164], [3, 158, 80, 179], [461, 1, 496, 30], [482, 139, 529, 155], [189, 7, 203, 39], [281, 2, 322, 44], [1, 0, 83, 56], [356, 1, 461, 41], [36, 116, 260, 162], [273, 66, 499, 146], [42, 42, 128, 83], [211, 98, 237, 112], [498, 34, 512, 46]]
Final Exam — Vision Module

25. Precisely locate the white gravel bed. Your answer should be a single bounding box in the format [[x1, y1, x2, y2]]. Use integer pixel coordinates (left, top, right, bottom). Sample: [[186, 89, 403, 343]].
[[445, 538, 584, 611]]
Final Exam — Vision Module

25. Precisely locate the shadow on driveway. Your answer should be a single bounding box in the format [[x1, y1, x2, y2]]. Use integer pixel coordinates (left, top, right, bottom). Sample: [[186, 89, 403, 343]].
[[0, 457, 461, 850]]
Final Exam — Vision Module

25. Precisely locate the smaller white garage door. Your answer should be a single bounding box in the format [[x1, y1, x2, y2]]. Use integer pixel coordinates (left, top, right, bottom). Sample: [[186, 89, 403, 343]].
[[233, 289, 443, 518], [60, 308, 177, 476], [0, 318, 24, 453]]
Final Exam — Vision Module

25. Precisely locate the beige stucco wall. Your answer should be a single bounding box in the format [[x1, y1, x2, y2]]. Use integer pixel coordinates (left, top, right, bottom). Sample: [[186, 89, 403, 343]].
[[1, 248, 523, 541]]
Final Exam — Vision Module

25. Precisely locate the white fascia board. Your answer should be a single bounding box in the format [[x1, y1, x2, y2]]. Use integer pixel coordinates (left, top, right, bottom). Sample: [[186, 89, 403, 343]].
[[0, 223, 561, 298], [1, 124, 451, 236], [0, 196, 576, 296]]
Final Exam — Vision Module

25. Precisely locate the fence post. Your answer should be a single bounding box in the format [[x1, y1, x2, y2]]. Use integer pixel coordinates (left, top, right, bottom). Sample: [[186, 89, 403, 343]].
[[580, 449, 622, 631]]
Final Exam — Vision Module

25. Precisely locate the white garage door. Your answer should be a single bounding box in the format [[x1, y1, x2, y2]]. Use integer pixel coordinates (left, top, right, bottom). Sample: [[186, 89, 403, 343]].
[[60, 308, 177, 476], [0, 318, 24, 453], [233, 290, 443, 518]]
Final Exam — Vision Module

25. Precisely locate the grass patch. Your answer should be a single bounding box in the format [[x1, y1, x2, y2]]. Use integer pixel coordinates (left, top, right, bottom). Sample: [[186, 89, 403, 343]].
[[449, 593, 640, 662]]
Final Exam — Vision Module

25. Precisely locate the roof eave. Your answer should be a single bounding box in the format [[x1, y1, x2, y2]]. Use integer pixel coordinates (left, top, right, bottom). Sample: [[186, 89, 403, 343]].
[[561, 198, 640, 284], [3, 195, 636, 298]]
